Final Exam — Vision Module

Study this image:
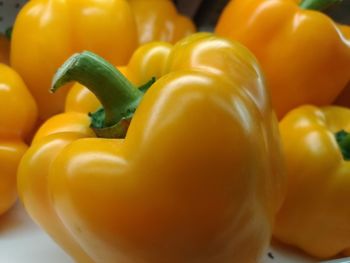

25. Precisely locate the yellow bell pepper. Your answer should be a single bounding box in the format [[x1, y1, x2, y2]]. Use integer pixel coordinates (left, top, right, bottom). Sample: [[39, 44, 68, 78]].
[[0, 34, 10, 65], [18, 34, 285, 263], [275, 105, 350, 259], [0, 64, 37, 215], [11, 0, 139, 121], [216, 0, 350, 119], [129, 0, 195, 44]]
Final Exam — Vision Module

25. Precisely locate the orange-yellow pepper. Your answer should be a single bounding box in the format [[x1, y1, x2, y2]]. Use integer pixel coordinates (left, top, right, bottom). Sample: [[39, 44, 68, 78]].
[[216, 0, 350, 119], [0, 34, 10, 65], [0, 64, 37, 215], [11, 0, 139, 121], [275, 105, 350, 259], [128, 0, 195, 44], [18, 34, 284, 263]]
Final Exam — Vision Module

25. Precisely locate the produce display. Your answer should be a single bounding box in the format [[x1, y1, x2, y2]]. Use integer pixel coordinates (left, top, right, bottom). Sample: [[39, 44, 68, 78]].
[[1, 0, 350, 262], [216, 0, 350, 119], [10, 0, 195, 121]]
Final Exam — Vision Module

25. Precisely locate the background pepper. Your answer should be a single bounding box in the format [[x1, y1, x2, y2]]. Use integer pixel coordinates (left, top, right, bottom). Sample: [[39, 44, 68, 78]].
[[11, 0, 195, 122], [11, 0, 138, 121], [18, 34, 284, 263], [275, 105, 350, 259], [216, 0, 350, 119], [129, 0, 195, 45], [0, 64, 37, 215]]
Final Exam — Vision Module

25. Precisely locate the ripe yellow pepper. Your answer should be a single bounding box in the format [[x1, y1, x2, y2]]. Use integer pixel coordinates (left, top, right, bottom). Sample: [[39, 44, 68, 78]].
[[0, 64, 37, 215], [0, 34, 10, 65], [216, 0, 350, 119], [129, 0, 195, 45], [18, 34, 285, 263], [11, 0, 138, 121], [275, 105, 350, 259]]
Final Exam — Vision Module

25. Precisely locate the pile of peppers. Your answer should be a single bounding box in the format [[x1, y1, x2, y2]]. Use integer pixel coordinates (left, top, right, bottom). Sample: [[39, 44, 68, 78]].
[[0, 0, 350, 262], [11, 0, 195, 121], [216, 0, 350, 259]]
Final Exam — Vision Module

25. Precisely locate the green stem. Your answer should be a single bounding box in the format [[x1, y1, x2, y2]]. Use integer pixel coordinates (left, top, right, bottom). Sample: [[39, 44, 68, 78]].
[[300, 0, 342, 11], [51, 51, 146, 138], [335, 130, 350, 160]]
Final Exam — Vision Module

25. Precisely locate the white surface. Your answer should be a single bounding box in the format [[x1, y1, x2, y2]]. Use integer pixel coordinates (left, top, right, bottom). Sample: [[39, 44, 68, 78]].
[[0, 203, 73, 263], [0, 203, 349, 263]]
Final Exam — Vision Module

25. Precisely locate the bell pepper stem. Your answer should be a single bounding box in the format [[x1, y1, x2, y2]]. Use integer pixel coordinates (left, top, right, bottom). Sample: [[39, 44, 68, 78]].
[[300, 0, 342, 11], [335, 130, 350, 160], [51, 51, 145, 138]]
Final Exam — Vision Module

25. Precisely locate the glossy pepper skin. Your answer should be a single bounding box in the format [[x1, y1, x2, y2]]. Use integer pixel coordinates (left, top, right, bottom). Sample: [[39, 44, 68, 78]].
[[18, 34, 285, 263], [128, 0, 195, 45], [11, 0, 138, 121], [0, 35, 10, 64], [216, 0, 350, 119], [0, 64, 37, 215], [275, 105, 350, 259]]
